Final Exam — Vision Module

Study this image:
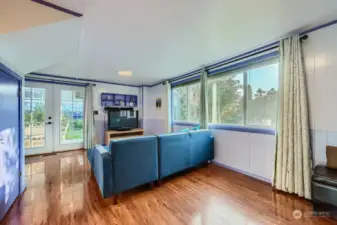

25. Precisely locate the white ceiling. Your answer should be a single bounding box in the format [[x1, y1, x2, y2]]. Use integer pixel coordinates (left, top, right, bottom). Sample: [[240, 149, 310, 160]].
[[34, 0, 337, 86], [0, 18, 82, 75]]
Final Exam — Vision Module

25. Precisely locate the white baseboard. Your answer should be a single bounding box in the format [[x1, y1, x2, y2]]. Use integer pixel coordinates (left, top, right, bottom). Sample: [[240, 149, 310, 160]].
[[213, 161, 272, 184]]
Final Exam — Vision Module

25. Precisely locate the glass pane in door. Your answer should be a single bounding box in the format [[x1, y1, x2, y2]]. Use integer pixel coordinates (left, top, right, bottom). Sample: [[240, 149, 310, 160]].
[[60, 90, 84, 144], [24, 88, 46, 149]]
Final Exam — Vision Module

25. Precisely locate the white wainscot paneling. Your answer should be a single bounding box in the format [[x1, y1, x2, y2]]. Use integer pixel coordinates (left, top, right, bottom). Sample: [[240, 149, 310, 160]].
[[212, 130, 276, 182], [312, 130, 327, 166], [213, 130, 250, 172], [248, 133, 276, 181], [143, 119, 166, 135]]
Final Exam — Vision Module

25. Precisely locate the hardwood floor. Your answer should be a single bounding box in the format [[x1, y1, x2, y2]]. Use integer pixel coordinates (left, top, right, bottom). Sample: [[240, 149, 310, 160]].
[[1, 150, 335, 225]]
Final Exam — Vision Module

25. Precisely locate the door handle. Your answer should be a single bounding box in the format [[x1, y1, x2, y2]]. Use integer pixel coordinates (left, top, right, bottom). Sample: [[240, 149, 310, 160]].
[[0, 138, 4, 144], [45, 122, 53, 125]]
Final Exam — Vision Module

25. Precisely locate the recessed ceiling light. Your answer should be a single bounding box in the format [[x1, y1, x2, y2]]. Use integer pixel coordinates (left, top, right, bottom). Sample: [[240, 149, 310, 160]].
[[118, 70, 132, 76]]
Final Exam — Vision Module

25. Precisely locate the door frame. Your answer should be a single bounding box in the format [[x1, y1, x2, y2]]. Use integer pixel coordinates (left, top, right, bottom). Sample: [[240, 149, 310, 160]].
[[24, 82, 85, 155], [0, 63, 23, 195], [24, 82, 54, 156]]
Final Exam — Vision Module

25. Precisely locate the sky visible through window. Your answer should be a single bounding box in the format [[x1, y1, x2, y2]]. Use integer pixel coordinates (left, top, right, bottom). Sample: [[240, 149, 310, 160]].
[[249, 63, 279, 96], [226, 63, 279, 98]]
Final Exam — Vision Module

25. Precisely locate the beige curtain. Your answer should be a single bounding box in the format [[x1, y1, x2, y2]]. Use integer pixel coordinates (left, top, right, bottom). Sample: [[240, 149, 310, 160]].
[[84, 84, 98, 149], [200, 67, 208, 129], [165, 81, 172, 133], [273, 35, 312, 199]]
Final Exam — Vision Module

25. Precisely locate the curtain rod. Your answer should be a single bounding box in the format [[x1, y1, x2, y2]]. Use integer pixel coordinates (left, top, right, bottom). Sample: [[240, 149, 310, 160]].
[[168, 34, 309, 85], [169, 44, 279, 85], [25, 76, 94, 87]]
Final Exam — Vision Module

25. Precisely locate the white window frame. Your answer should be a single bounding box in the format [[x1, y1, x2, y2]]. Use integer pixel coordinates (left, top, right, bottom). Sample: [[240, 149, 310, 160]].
[[208, 70, 245, 126], [172, 81, 201, 123], [208, 57, 279, 128]]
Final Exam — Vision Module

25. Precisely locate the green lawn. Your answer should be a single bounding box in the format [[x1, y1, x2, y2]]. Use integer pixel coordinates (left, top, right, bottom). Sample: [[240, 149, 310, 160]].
[[65, 130, 83, 140]]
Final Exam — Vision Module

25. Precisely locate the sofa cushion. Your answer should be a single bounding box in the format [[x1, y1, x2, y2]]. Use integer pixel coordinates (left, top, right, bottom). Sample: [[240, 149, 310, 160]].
[[157, 132, 190, 179], [313, 165, 337, 188], [110, 136, 158, 194], [189, 130, 214, 167]]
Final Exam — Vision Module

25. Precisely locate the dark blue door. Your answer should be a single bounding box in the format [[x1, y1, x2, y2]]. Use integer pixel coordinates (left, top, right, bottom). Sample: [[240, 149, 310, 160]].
[[0, 71, 20, 221]]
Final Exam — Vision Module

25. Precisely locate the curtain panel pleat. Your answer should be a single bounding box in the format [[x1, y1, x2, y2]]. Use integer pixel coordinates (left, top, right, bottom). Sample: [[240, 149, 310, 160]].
[[200, 68, 208, 129], [84, 84, 98, 149], [273, 35, 312, 199]]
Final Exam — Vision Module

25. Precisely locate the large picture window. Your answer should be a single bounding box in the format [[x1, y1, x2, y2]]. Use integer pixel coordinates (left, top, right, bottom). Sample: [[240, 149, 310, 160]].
[[172, 82, 200, 122], [208, 73, 244, 125], [171, 58, 279, 128], [246, 62, 279, 127], [208, 58, 279, 127]]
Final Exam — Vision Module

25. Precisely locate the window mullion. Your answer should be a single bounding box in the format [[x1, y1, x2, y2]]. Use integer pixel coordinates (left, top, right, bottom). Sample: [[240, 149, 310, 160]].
[[243, 71, 248, 126], [30, 88, 33, 148], [212, 82, 217, 124], [187, 85, 190, 122]]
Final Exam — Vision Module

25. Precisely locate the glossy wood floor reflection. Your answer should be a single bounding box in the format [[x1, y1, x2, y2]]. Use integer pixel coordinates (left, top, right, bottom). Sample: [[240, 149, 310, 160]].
[[1, 150, 335, 225]]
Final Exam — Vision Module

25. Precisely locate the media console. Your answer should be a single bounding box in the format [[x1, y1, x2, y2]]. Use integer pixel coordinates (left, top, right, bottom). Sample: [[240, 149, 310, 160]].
[[104, 128, 144, 146]]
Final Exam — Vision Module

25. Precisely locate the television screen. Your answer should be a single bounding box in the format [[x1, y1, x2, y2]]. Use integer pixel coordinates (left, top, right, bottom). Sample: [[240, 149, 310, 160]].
[[108, 109, 138, 130]]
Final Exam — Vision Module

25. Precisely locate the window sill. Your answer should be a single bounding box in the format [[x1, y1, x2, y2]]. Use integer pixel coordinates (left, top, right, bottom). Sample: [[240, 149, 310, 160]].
[[171, 122, 276, 135], [208, 124, 276, 135], [172, 121, 199, 127]]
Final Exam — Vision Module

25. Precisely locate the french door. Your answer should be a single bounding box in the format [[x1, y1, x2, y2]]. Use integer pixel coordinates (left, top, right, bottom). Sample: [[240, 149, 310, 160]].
[[24, 82, 85, 156]]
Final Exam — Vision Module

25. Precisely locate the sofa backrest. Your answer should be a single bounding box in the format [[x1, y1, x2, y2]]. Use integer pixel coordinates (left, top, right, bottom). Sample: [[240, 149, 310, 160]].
[[188, 130, 214, 167], [156, 132, 191, 178], [109, 136, 158, 193]]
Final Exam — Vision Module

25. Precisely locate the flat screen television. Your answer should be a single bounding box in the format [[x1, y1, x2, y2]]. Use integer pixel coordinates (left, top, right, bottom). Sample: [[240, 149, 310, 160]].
[[107, 108, 138, 131]]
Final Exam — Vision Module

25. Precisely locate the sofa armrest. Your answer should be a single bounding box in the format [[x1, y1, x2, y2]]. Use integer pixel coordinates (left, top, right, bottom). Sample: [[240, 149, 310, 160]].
[[92, 145, 114, 198]]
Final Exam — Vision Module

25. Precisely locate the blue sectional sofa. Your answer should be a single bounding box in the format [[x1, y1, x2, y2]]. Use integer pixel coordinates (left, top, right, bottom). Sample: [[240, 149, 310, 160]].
[[88, 136, 158, 199], [87, 130, 214, 202], [157, 130, 214, 179]]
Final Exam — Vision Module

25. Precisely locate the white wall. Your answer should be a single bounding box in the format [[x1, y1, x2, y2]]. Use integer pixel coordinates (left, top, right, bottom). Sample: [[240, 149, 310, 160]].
[[92, 83, 140, 144], [215, 22, 337, 181], [304, 23, 337, 166], [170, 23, 337, 183], [171, 123, 276, 183], [143, 84, 168, 135], [212, 130, 276, 183]]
